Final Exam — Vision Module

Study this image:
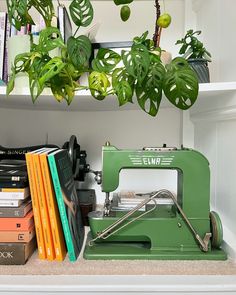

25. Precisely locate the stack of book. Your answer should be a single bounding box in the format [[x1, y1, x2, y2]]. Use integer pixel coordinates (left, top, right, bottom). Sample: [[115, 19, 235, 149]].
[[25, 147, 84, 262], [0, 160, 36, 265]]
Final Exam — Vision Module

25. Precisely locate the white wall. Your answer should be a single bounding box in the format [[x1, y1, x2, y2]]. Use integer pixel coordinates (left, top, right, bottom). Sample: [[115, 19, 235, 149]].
[[81, 0, 185, 58], [194, 117, 236, 259], [0, 0, 185, 57], [0, 107, 181, 203], [191, 0, 236, 258], [194, 0, 236, 82]]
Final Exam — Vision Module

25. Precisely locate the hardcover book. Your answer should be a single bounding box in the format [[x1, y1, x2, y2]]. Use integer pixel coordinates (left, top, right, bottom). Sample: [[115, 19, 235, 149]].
[[0, 198, 25, 207], [0, 159, 27, 171], [0, 237, 36, 265], [0, 168, 28, 183], [57, 4, 72, 43], [26, 150, 46, 259], [0, 181, 29, 188], [0, 187, 30, 200], [0, 210, 34, 231], [0, 198, 32, 217], [40, 149, 67, 261], [0, 12, 7, 80], [48, 149, 84, 262], [0, 225, 35, 243]]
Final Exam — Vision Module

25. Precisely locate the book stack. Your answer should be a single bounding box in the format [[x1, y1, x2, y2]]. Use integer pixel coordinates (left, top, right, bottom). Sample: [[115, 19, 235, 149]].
[[25, 147, 84, 262], [0, 159, 36, 265]]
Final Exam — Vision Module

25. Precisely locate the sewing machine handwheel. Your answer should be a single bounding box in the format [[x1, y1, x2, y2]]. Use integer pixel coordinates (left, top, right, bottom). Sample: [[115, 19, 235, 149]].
[[62, 135, 80, 174], [210, 211, 223, 249]]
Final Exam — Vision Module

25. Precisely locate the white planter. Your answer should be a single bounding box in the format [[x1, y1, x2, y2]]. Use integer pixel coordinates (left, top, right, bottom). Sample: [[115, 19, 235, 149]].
[[8, 35, 59, 89], [8, 35, 31, 88]]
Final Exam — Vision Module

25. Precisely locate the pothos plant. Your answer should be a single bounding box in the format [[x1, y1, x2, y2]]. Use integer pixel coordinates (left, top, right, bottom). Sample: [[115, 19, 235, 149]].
[[6, 0, 199, 117]]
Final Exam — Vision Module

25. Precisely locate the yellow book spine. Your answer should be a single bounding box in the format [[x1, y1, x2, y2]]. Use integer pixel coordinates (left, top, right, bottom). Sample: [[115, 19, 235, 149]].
[[40, 153, 67, 261], [25, 153, 46, 260], [33, 153, 55, 261]]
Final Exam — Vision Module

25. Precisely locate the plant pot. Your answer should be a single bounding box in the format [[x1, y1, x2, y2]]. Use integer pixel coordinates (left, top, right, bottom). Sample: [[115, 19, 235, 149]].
[[188, 58, 210, 83], [152, 50, 172, 65], [8, 35, 60, 89], [8, 35, 31, 88]]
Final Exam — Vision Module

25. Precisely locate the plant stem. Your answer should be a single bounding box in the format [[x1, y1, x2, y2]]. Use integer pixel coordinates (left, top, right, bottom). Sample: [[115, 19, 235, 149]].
[[157, 27, 162, 47], [153, 0, 161, 48], [73, 27, 80, 38]]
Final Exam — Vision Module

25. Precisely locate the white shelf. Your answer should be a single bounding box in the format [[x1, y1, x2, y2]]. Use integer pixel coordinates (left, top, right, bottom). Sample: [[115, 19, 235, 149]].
[[1, 275, 236, 294], [1, 82, 236, 112], [190, 82, 236, 121]]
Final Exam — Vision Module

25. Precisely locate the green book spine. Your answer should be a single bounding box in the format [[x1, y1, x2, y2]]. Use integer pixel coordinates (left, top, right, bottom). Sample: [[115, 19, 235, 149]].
[[48, 155, 76, 262]]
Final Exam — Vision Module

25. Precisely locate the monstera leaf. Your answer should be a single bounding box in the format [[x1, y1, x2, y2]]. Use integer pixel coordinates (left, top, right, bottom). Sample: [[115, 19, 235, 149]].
[[38, 57, 66, 89], [6, 0, 34, 30], [67, 35, 92, 69], [28, 55, 51, 102], [13, 52, 36, 73], [122, 44, 150, 84], [114, 81, 133, 106], [36, 27, 65, 53], [113, 0, 133, 5], [136, 56, 166, 116], [32, 0, 54, 27], [92, 48, 121, 73], [112, 68, 134, 106], [69, 0, 94, 28], [89, 71, 110, 100], [163, 57, 199, 110], [50, 67, 78, 104]]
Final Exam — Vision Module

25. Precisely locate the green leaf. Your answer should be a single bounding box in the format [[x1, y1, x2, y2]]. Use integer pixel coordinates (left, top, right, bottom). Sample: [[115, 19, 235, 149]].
[[112, 67, 134, 87], [6, 69, 16, 95], [31, 0, 54, 27], [115, 80, 133, 106], [92, 48, 121, 73], [163, 57, 199, 110], [50, 68, 76, 104], [50, 76, 75, 104], [13, 52, 42, 74], [69, 0, 94, 28], [67, 35, 92, 69], [113, 0, 133, 5], [88, 71, 110, 100], [136, 56, 166, 116], [6, 0, 34, 30], [29, 78, 43, 103], [133, 31, 149, 45], [38, 57, 66, 88], [28, 55, 51, 102], [14, 52, 34, 73], [36, 27, 65, 53], [122, 44, 150, 84]]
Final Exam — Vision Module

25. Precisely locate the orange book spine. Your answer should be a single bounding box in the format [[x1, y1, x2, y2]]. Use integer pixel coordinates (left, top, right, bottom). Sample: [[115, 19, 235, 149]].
[[0, 210, 34, 230], [25, 153, 47, 259], [0, 226, 36, 243], [33, 153, 55, 261], [40, 153, 67, 261]]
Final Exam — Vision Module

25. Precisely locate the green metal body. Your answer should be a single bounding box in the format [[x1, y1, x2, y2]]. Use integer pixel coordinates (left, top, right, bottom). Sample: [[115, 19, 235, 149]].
[[84, 145, 226, 260]]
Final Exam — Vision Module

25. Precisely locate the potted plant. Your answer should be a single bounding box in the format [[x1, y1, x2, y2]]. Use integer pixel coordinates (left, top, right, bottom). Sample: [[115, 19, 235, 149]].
[[175, 29, 212, 83], [6, 0, 199, 117]]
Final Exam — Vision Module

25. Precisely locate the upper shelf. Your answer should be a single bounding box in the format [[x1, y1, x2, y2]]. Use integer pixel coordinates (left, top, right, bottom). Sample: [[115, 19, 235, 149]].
[[0, 82, 236, 112]]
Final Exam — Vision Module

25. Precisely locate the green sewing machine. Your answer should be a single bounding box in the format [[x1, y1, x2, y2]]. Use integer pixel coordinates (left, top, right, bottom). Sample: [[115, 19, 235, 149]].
[[83, 143, 227, 260]]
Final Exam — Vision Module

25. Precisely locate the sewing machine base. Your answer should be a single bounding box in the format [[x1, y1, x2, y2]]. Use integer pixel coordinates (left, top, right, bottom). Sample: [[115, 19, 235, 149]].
[[83, 232, 227, 260]]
